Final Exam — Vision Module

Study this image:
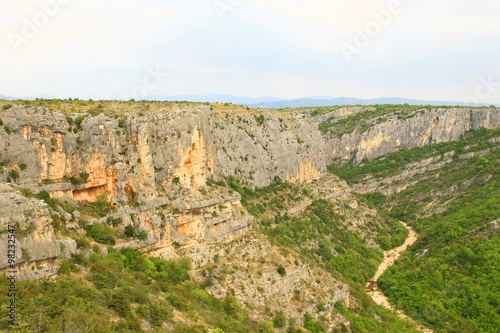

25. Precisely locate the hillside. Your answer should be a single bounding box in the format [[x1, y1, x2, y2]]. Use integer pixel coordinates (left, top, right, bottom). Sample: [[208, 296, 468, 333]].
[[330, 127, 500, 332], [0, 100, 499, 332]]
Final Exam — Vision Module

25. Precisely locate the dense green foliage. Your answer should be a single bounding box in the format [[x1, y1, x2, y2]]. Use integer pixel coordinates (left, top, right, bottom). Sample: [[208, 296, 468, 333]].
[[265, 199, 381, 284], [331, 128, 500, 332], [0, 249, 267, 332], [86, 222, 116, 245]]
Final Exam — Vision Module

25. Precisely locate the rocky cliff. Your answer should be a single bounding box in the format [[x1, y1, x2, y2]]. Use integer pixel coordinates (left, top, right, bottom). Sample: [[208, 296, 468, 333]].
[[0, 104, 499, 282], [322, 107, 500, 164], [0, 105, 326, 280]]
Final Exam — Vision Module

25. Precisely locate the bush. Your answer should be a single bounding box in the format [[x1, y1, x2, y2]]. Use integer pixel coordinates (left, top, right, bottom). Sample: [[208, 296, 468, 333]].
[[124, 225, 135, 237], [137, 230, 148, 241], [273, 311, 286, 328], [109, 290, 131, 317], [20, 188, 35, 198], [74, 115, 86, 130], [75, 237, 92, 249], [277, 265, 286, 277], [59, 259, 80, 274], [8, 169, 19, 181], [86, 223, 116, 245]]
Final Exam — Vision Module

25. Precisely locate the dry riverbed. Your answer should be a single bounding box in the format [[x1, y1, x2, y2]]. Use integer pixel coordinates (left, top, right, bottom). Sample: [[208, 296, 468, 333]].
[[366, 222, 433, 333]]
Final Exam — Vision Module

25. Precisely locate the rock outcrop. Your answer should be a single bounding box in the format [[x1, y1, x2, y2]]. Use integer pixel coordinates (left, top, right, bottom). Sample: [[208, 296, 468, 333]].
[[0, 184, 61, 281]]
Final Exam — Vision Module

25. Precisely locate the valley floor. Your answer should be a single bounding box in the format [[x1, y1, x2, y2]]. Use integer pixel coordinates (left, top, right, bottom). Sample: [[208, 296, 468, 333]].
[[366, 222, 433, 333]]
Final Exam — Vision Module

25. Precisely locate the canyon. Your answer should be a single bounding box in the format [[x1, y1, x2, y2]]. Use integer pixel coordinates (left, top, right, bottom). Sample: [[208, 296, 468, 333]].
[[1, 101, 499, 331]]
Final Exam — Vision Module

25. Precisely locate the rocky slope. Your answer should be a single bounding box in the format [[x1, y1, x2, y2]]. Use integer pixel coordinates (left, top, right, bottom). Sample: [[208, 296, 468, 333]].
[[0, 183, 76, 281]]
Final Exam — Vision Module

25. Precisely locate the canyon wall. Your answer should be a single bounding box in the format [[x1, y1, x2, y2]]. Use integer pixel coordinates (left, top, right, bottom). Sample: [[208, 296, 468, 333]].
[[323, 108, 500, 164], [1, 104, 499, 280]]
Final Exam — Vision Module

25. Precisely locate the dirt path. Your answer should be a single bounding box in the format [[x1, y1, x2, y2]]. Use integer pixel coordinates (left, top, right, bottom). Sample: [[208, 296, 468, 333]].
[[366, 222, 433, 333]]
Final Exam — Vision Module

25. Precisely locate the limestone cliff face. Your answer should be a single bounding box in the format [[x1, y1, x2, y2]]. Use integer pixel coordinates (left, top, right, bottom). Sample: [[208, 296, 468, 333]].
[[212, 112, 325, 186], [324, 108, 500, 164], [0, 106, 327, 198], [0, 184, 61, 281]]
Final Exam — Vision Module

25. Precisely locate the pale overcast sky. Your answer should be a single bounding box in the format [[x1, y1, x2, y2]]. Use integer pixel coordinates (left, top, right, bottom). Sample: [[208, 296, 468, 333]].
[[1, 0, 499, 103]]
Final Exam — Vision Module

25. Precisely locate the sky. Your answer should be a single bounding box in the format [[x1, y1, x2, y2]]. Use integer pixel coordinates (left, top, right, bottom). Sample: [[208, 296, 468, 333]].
[[1, 0, 500, 103]]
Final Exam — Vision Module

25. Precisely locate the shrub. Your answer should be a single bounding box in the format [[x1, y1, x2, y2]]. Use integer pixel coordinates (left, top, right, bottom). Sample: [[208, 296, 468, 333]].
[[8, 169, 19, 181], [74, 115, 86, 130], [273, 311, 286, 328], [124, 225, 135, 237], [20, 188, 35, 198], [59, 259, 80, 274], [277, 265, 286, 277], [118, 117, 126, 128], [86, 222, 116, 245], [137, 230, 148, 241], [75, 237, 92, 249]]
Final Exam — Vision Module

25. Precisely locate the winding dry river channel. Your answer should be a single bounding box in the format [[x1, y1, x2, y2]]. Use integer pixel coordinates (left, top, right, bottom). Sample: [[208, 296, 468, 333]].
[[365, 222, 433, 333]]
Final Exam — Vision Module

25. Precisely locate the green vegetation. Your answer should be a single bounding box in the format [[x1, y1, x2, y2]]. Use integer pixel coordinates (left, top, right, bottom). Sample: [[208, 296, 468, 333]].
[[66, 172, 89, 185], [78, 193, 114, 218], [7, 169, 19, 182], [224, 176, 419, 332], [223, 175, 304, 218], [0, 248, 269, 332], [86, 222, 116, 245], [277, 265, 286, 277], [255, 114, 265, 125], [330, 127, 500, 332], [265, 199, 382, 284]]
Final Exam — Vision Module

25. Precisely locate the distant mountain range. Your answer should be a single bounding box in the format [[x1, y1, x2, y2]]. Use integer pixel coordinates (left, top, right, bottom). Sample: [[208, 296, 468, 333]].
[[1, 93, 497, 108], [0, 94, 54, 100], [244, 97, 498, 109]]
